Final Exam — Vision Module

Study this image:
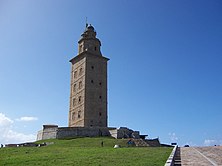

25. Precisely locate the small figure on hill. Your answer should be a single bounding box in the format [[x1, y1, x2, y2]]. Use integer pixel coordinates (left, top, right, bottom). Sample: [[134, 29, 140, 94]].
[[1, 144, 3, 148], [101, 141, 103, 147]]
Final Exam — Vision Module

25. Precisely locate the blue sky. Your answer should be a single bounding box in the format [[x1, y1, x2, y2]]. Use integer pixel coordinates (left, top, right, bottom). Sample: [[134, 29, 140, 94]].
[[0, 0, 222, 146]]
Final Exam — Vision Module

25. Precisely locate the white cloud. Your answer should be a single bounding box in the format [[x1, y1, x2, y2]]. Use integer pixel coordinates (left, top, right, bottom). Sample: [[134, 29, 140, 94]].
[[0, 113, 36, 144], [0, 113, 13, 126], [16, 116, 38, 122], [204, 139, 221, 146], [2, 129, 36, 144], [168, 132, 178, 142]]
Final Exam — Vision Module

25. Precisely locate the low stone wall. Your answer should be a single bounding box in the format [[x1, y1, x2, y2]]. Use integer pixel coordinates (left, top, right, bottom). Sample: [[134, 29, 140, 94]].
[[37, 125, 58, 140], [165, 145, 178, 166], [37, 125, 141, 141], [57, 127, 111, 139], [42, 127, 58, 140], [37, 130, 43, 141], [145, 138, 161, 147]]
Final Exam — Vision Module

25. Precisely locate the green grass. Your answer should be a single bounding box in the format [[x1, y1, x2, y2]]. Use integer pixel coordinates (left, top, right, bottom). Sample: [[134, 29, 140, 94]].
[[0, 137, 172, 166]]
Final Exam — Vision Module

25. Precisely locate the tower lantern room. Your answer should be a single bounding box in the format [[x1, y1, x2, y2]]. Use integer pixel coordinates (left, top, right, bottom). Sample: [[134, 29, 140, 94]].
[[78, 24, 102, 56]]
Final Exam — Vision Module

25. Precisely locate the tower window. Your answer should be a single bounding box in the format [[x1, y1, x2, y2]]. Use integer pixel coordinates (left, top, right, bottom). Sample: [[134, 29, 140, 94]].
[[91, 66, 94, 70], [79, 81, 82, 89], [99, 112, 102, 116], [74, 71, 77, 78], [95, 47, 97, 51], [99, 82, 102, 86], [72, 98, 76, 107], [73, 84, 76, 92], [79, 68, 83, 76], [78, 96, 82, 103], [80, 45, 83, 52], [78, 111, 81, 118], [99, 96, 102, 99], [90, 120, 93, 127], [91, 80, 94, 83], [72, 112, 75, 120]]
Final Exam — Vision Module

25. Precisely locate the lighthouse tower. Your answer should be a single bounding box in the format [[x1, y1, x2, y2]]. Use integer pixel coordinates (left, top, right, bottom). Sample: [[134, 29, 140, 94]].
[[69, 25, 109, 128]]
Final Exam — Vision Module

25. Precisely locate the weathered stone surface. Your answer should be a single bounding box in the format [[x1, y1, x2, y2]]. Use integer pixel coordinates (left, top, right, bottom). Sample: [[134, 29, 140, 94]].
[[37, 125, 58, 140], [57, 127, 111, 139], [37, 125, 142, 141]]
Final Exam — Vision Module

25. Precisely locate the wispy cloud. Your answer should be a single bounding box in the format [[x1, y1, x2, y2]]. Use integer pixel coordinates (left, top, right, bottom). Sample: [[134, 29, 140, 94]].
[[0, 113, 13, 126], [168, 132, 178, 142], [0, 113, 36, 144], [16, 116, 38, 122]]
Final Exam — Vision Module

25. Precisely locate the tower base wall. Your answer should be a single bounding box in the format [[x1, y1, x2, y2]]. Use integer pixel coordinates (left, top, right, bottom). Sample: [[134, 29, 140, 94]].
[[37, 125, 140, 140], [57, 127, 112, 139]]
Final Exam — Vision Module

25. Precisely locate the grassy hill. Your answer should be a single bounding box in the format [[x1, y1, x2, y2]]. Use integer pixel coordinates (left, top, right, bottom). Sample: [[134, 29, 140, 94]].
[[0, 137, 172, 166]]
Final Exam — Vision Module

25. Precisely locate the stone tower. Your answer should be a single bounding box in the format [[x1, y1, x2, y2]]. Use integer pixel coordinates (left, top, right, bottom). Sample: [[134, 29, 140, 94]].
[[69, 25, 109, 127]]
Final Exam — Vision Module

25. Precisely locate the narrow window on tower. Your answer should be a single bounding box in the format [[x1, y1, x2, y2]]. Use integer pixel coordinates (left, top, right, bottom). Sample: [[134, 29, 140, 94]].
[[94, 47, 97, 51], [90, 120, 93, 127], [99, 112, 102, 116], [79, 68, 83, 76], [72, 112, 75, 120], [91, 80, 94, 83], [80, 45, 83, 52], [91, 66, 94, 70], [78, 111, 81, 118], [79, 81, 82, 89], [99, 82, 102, 86], [73, 84, 76, 92], [74, 71, 77, 79], [72, 98, 76, 107], [78, 96, 82, 103], [99, 96, 102, 99]]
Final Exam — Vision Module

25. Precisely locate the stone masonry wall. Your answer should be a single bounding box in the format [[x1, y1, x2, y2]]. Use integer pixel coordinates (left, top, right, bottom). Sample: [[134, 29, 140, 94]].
[[37, 125, 140, 141], [57, 127, 111, 139], [37, 125, 58, 140]]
